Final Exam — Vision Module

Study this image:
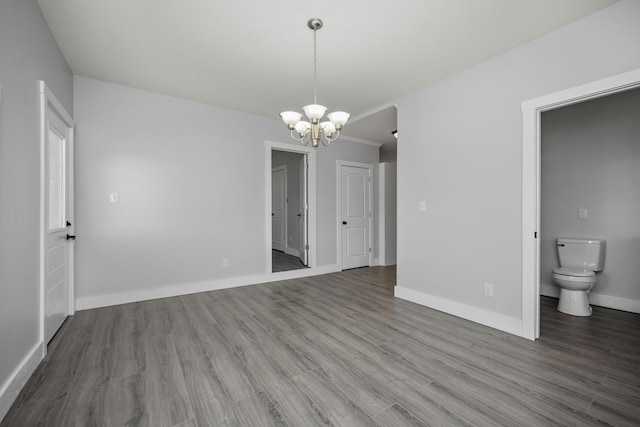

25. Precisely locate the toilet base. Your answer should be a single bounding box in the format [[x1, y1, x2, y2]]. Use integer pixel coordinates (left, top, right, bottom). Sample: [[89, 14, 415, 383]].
[[557, 289, 592, 316]]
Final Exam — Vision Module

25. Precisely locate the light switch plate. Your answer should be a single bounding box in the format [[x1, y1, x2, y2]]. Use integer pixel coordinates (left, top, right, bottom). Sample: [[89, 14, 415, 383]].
[[109, 192, 119, 203], [418, 201, 426, 211]]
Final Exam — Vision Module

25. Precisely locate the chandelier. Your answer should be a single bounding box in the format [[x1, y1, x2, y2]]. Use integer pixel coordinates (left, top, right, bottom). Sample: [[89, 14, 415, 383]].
[[280, 18, 350, 148]]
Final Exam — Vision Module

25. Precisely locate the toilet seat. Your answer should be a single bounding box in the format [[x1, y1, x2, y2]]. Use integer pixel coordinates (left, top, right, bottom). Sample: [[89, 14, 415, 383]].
[[552, 267, 595, 278]]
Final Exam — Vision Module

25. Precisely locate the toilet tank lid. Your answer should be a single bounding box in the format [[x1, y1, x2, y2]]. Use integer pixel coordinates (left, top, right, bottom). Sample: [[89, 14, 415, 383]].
[[557, 238, 605, 245]]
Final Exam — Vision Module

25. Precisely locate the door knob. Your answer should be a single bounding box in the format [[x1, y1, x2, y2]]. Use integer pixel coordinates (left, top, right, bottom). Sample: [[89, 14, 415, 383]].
[[66, 234, 76, 240], [342, 221, 347, 225]]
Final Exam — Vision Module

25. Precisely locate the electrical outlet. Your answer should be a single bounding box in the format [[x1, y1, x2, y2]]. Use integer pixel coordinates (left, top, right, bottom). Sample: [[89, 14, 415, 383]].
[[484, 283, 494, 297], [579, 208, 588, 219], [222, 258, 229, 267], [419, 200, 426, 211], [109, 192, 119, 203]]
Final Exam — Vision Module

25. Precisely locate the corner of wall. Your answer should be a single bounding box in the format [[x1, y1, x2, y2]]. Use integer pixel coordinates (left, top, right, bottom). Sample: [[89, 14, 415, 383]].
[[394, 286, 524, 338], [0, 341, 44, 422]]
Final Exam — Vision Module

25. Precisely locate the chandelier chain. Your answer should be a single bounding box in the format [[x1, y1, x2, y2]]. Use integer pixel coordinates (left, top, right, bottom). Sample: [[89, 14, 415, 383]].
[[313, 26, 318, 104]]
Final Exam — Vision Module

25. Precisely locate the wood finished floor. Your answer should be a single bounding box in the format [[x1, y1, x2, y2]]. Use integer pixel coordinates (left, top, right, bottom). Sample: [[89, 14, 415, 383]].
[[3, 266, 639, 426], [272, 250, 308, 273]]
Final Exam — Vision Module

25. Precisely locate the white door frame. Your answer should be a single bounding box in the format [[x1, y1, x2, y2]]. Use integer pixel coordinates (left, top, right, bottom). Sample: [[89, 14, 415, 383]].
[[521, 68, 640, 341], [299, 155, 309, 266], [265, 141, 316, 273], [39, 81, 75, 355], [336, 160, 373, 270]]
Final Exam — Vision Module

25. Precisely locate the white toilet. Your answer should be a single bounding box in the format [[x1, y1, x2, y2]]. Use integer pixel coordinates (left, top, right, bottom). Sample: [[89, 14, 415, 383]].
[[552, 238, 606, 316]]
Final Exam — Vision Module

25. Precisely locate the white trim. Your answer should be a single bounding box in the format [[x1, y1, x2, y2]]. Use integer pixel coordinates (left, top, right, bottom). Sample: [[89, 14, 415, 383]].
[[336, 160, 374, 270], [39, 81, 75, 355], [395, 286, 523, 337], [378, 164, 386, 266], [338, 135, 383, 148], [348, 101, 398, 124], [541, 283, 640, 314], [0, 341, 44, 422], [521, 69, 640, 341], [265, 141, 316, 272], [76, 264, 341, 311]]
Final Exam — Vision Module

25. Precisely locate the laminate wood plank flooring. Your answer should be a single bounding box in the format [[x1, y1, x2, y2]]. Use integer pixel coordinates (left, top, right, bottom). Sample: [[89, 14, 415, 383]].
[[3, 266, 640, 426], [271, 250, 308, 273]]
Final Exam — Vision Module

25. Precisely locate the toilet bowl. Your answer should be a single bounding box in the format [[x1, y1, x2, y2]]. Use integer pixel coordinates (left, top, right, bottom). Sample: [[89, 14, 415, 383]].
[[551, 238, 605, 317], [552, 267, 596, 316]]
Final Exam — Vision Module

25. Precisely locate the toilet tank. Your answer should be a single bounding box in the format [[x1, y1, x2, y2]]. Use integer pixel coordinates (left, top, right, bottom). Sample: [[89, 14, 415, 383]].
[[557, 238, 606, 271]]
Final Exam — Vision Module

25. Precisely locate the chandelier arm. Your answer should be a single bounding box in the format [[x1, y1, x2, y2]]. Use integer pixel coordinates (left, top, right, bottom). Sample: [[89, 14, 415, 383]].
[[289, 129, 309, 145], [320, 130, 340, 146]]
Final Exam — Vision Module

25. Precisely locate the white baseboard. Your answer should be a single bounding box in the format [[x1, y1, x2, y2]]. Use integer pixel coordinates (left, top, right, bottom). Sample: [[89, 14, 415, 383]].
[[76, 264, 341, 311], [0, 341, 44, 422], [284, 247, 300, 257], [541, 282, 640, 314], [394, 286, 523, 338]]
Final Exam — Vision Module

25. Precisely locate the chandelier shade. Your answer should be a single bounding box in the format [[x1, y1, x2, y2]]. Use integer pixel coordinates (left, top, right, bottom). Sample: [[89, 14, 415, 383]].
[[280, 19, 350, 148]]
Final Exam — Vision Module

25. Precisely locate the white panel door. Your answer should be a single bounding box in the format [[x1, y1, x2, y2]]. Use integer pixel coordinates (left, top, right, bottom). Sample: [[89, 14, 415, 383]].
[[299, 155, 308, 266], [271, 166, 287, 252], [44, 105, 73, 344], [341, 165, 371, 270]]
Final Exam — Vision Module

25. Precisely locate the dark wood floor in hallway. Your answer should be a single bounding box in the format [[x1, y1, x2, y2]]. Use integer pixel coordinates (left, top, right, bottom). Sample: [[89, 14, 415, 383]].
[[3, 266, 639, 426]]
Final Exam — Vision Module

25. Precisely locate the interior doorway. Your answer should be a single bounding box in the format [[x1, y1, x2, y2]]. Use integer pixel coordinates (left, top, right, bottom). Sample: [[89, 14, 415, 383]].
[[266, 141, 316, 273], [521, 69, 640, 340]]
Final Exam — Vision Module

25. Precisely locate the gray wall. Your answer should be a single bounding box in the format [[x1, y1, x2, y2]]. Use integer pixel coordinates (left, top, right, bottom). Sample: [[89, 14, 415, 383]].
[[396, 0, 640, 328], [272, 150, 303, 255], [74, 76, 379, 301], [0, 0, 73, 417], [378, 162, 397, 266], [540, 88, 640, 307]]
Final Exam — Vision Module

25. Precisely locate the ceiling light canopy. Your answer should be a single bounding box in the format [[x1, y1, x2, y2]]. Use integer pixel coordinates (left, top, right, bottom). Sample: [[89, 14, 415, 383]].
[[280, 18, 350, 148]]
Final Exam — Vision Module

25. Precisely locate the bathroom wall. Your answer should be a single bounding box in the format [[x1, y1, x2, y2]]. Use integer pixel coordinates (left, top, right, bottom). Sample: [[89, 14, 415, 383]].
[[540, 88, 640, 313]]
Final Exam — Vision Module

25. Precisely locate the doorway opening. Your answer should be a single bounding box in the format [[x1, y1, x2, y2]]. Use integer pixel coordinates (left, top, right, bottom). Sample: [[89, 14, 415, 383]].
[[265, 141, 316, 274], [271, 151, 309, 272], [521, 69, 640, 340]]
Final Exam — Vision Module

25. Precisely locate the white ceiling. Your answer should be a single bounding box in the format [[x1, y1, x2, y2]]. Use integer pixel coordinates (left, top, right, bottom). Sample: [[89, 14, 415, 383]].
[[37, 0, 616, 145]]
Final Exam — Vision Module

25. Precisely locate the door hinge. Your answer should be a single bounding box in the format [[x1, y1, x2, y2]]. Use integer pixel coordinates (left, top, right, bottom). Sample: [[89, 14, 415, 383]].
[[369, 247, 372, 253], [534, 231, 538, 238], [305, 244, 310, 250]]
